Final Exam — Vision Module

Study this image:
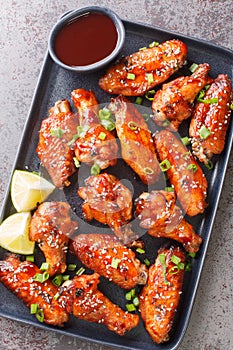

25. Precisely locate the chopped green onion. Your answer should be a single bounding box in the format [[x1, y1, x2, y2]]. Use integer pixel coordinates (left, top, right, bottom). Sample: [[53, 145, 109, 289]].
[[40, 262, 50, 271], [135, 96, 143, 105], [26, 255, 34, 262], [149, 41, 159, 48], [62, 275, 70, 281], [127, 73, 136, 80], [144, 258, 151, 267], [162, 120, 170, 127], [73, 157, 81, 168], [143, 167, 154, 175], [205, 160, 214, 170], [199, 125, 211, 139], [171, 255, 181, 265], [181, 136, 191, 146], [136, 248, 145, 254], [159, 159, 171, 172], [182, 151, 191, 160], [99, 108, 111, 119], [68, 264, 77, 271], [146, 73, 154, 84], [133, 296, 140, 307], [125, 291, 132, 301], [67, 134, 79, 146], [185, 261, 192, 272], [111, 257, 120, 269], [189, 252, 196, 258], [142, 113, 150, 121], [165, 186, 174, 192], [230, 102, 233, 110], [128, 121, 138, 130], [35, 309, 44, 323], [189, 63, 199, 73], [76, 267, 85, 276], [30, 303, 38, 314], [52, 274, 63, 287], [126, 303, 136, 312], [168, 265, 180, 275], [77, 125, 90, 138], [187, 163, 197, 172], [50, 128, 64, 138], [159, 253, 169, 285], [98, 131, 107, 140], [33, 271, 49, 283], [130, 288, 136, 298], [198, 97, 219, 104], [178, 262, 185, 270], [145, 89, 156, 101], [100, 119, 116, 131], [139, 47, 147, 51], [91, 163, 101, 176], [54, 292, 60, 301]]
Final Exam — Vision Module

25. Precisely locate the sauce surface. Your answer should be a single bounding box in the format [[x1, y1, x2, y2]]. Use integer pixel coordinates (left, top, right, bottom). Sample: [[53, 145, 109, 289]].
[[54, 12, 118, 67]]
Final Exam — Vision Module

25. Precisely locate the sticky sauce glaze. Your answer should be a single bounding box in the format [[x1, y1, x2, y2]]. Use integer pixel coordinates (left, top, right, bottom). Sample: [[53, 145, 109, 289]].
[[54, 12, 118, 67]]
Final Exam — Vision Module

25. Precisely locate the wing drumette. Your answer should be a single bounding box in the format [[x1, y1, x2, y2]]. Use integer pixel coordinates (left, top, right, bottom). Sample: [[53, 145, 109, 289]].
[[0, 255, 69, 326], [190, 74, 233, 164], [71, 88, 118, 169], [139, 246, 185, 344], [99, 39, 187, 96], [59, 273, 139, 336], [135, 190, 202, 253], [71, 233, 148, 289], [78, 173, 135, 243], [108, 95, 160, 185], [29, 202, 78, 276], [37, 100, 79, 188], [154, 130, 208, 216], [152, 63, 212, 130]]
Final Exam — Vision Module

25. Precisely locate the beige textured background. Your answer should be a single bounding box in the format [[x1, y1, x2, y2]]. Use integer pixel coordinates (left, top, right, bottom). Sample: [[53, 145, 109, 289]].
[[0, 1, 232, 349]]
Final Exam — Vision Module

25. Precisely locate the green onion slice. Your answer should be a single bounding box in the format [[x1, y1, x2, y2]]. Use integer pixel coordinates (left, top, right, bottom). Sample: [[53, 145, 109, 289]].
[[168, 265, 180, 275], [40, 262, 50, 271], [142, 113, 150, 121], [181, 136, 191, 146], [33, 271, 49, 283], [26, 255, 34, 262], [73, 157, 81, 168], [111, 257, 120, 269], [76, 267, 85, 276], [68, 264, 77, 271], [171, 255, 181, 265], [53, 292, 60, 301], [165, 186, 174, 192], [100, 119, 116, 131], [149, 41, 159, 47], [50, 128, 64, 138], [145, 89, 156, 101], [52, 274, 63, 287], [159, 253, 169, 285], [125, 291, 132, 301], [139, 47, 147, 51], [127, 73, 136, 80], [189, 63, 199, 73], [126, 303, 136, 312], [187, 163, 198, 172], [230, 102, 233, 110], [91, 163, 101, 176], [128, 121, 138, 130], [98, 131, 107, 140], [199, 125, 211, 139], [36, 309, 44, 323], [162, 120, 170, 127], [133, 296, 140, 307], [136, 248, 145, 254], [159, 159, 171, 172], [144, 258, 150, 267], [135, 96, 143, 105], [205, 160, 214, 170], [143, 167, 154, 175], [189, 252, 196, 258], [146, 73, 154, 84], [30, 303, 38, 314]]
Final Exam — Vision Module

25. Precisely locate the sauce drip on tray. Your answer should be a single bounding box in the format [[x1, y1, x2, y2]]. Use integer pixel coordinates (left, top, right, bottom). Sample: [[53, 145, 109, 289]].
[[54, 12, 118, 67]]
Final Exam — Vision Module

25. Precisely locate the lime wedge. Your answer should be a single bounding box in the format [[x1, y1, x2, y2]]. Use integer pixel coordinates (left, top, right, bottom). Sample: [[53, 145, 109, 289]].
[[0, 212, 34, 254], [11, 170, 55, 212]]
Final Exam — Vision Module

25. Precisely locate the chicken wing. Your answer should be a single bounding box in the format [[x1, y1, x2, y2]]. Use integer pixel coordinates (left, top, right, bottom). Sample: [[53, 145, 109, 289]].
[[0, 255, 69, 326], [154, 130, 208, 216], [29, 202, 78, 276], [71, 88, 118, 169], [71, 233, 148, 289], [139, 246, 185, 344], [190, 74, 233, 164], [37, 99, 79, 188], [135, 190, 202, 253], [108, 95, 160, 185], [99, 39, 187, 96], [152, 63, 212, 130], [78, 173, 135, 243], [59, 273, 139, 336]]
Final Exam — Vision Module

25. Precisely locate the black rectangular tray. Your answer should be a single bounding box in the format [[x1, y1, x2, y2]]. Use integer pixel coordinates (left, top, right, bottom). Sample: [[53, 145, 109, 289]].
[[0, 18, 232, 350]]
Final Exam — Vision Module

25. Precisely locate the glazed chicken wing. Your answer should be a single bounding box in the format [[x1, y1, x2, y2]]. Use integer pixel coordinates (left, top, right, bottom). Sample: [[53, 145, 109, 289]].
[[152, 63, 212, 130], [108, 95, 160, 185], [0, 255, 69, 326], [29, 202, 78, 276], [99, 39, 187, 96], [71, 89, 118, 169], [135, 190, 202, 253], [60, 273, 139, 336], [37, 99, 79, 188], [190, 74, 233, 164], [71, 233, 148, 289], [139, 246, 185, 344], [78, 173, 135, 243], [154, 130, 208, 216]]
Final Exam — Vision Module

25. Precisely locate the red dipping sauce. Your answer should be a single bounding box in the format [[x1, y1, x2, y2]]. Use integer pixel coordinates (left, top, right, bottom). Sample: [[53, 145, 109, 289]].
[[54, 12, 118, 67]]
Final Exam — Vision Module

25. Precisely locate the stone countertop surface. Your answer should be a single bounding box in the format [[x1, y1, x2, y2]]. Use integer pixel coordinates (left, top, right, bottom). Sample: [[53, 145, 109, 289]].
[[0, 1, 232, 349]]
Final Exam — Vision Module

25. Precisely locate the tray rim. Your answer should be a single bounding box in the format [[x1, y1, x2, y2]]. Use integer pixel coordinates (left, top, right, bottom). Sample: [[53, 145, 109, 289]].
[[0, 16, 233, 350]]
